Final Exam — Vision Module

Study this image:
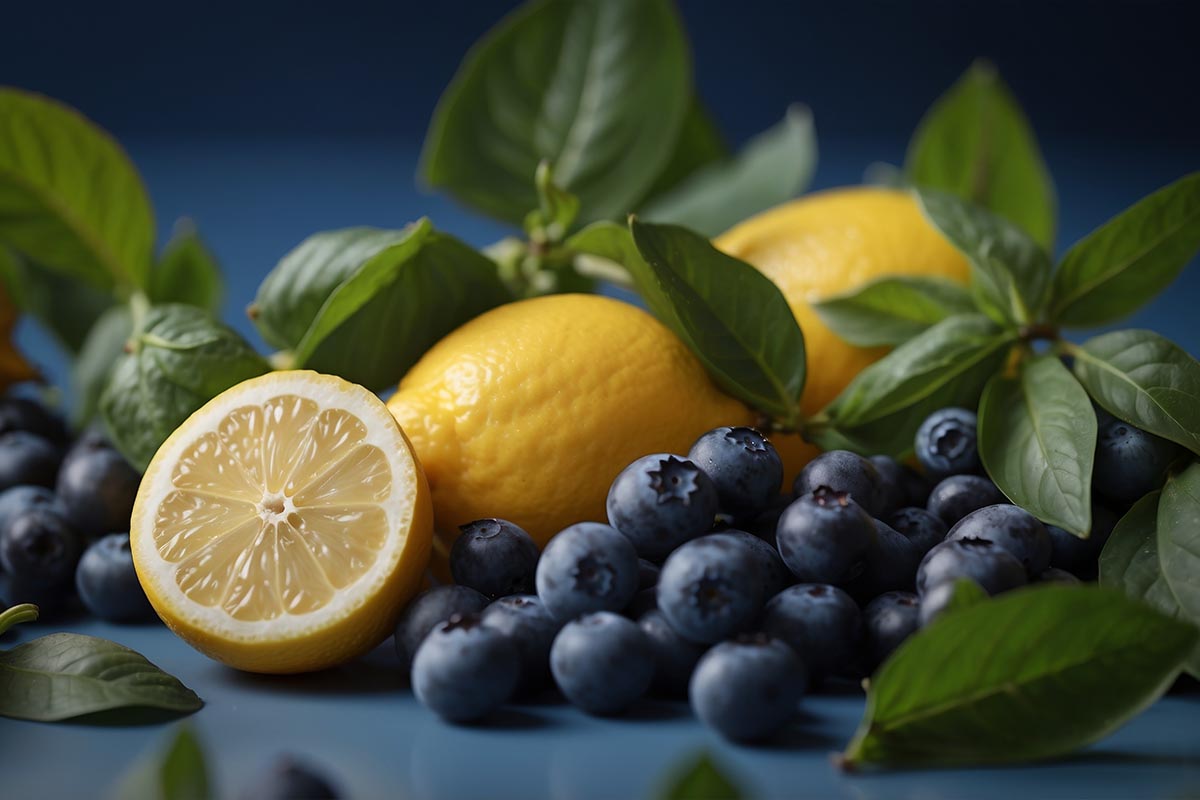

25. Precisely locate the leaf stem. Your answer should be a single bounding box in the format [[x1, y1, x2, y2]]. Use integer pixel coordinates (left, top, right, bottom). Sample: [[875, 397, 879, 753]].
[[0, 603, 39, 636]]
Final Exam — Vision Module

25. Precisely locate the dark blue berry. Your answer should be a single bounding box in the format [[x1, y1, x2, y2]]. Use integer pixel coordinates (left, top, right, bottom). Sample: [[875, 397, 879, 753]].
[[0, 486, 61, 541], [606, 454, 718, 560], [916, 538, 1027, 596], [793, 450, 886, 516], [0, 396, 68, 446], [75, 533, 155, 622], [55, 446, 141, 540], [716, 529, 792, 598], [0, 505, 83, 611], [947, 504, 1052, 575], [888, 506, 948, 557], [689, 634, 804, 742], [550, 611, 654, 715], [926, 474, 1006, 526], [760, 584, 861, 682], [1046, 505, 1117, 579], [623, 559, 661, 617], [869, 455, 908, 516], [1093, 419, 1179, 507], [775, 487, 875, 584], [636, 558, 660, 590], [745, 494, 792, 546], [536, 522, 639, 622], [638, 609, 707, 698], [480, 594, 560, 695], [915, 407, 980, 479], [237, 755, 340, 800], [411, 613, 519, 722], [656, 534, 765, 644], [450, 519, 539, 599], [0, 432, 61, 492], [688, 427, 783, 519], [864, 591, 920, 668], [1038, 567, 1081, 584], [845, 519, 921, 599], [394, 585, 488, 668]]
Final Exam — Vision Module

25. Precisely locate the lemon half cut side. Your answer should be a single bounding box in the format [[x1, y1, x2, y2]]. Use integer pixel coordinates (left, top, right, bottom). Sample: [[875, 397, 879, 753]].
[[131, 371, 432, 674]]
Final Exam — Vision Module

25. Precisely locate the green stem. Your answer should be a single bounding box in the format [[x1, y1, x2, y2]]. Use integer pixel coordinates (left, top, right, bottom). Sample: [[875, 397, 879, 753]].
[[572, 254, 635, 289], [0, 603, 39, 636]]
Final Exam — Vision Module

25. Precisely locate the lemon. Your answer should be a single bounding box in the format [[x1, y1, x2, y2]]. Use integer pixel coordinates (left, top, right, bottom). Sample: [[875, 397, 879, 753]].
[[131, 370, 432, 674], [387, 294, 753, 559]]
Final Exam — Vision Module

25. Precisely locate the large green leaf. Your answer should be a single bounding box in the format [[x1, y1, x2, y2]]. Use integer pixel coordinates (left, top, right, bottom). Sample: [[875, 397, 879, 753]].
[[1158, 464, 1200, 625], [638, 105, 816, 237], [813, 275, 975, 348], [906, 61, 1056, 249], [420, 0, 690, 226], [0, 88, 154, 289], [978, 355, 1095, 535], [842, 585, 1197, 768], [0, 246, 114, 354], [1072, 330, 1200, 456], [71, 304, 132, 427], [151, 220, 223, 313], [1050, 172, 1200, 327]]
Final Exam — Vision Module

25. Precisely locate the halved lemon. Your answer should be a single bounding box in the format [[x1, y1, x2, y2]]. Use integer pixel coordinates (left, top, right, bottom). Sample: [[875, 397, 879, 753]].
[[131, 371, 433, 674]]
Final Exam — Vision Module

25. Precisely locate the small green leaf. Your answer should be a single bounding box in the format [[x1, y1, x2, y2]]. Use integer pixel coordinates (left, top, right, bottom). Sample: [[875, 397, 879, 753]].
[[420, 0, 690, 226], [978, 355, 1095, 535], [1158, 464, 1200, 627], [252, 222, 511, 390], [842, 585, 1198, 769], [0, 88, 154, 289], [0, 247, 115, 355], [814, 314, 1015, 457], [916, 188, 1052, 325], [814, 276, 975, 347], [639, 98, 728, 206], [639, 105, 817, 237], [1050, 172, 1200, 327], [71, 304, 132, 427], [658, 753, 746, 800], [906, 60, 1056, 249], [1072, 329, 1200, 456], [100, 305, 270, 470], [0, 633, 203, 721], [151, 220, 223, 313], [112, 725, 212, 800]]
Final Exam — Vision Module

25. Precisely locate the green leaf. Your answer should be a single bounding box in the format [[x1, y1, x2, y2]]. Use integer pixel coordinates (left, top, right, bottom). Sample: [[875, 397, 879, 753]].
[[658, 753, 745, 800], [1050, 172, 1200, 327], [0, 633, 203, 721], [100, 304, 270, 470], [1158, 464, 1200, 627], [916, 188, 1052, 325], [639, 98, 728, 206], [639, 105, 817, 237], [71, 304, 132, 427], [151, 220, 223, 313], [1072, 329, 1200, 456], [978, 355, 1095, 535], [813, 276, 975, 347], [251, 221, 511, 390], [0, 246, 115, 354], [617, 219, 806, 426], [420, 0, 690, 226], [112, 725, 212, 800], [0, 88, 154, 289], [842, 585, 1198, 769], [814, 314, 1015, 457], [939, 578, 989, 615], [906, 60, 1056, 249]]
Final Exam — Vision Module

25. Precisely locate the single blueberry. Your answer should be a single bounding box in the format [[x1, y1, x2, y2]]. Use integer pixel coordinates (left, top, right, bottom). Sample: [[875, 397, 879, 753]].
[[237, 755, 341, 800], [844, 519, 921, 600], [0, 485, 61, 541], [914, 407, 981, 479], [946, 504, 1052, 575], [916, 537, 1027, 596], [606, 454, 718, 560], [623, 559, 662, 618], [760, 584, 862, 682], [868, 455, 909, 516], [550, 611, 654, 715], [535, 522, 639, 622], [1038, 567, 1081, 584], [926, 474, 1006, 526], [75, 533, 155, 622], [480, 594, 560, 695], [0, 396, 68, 445], [888, 506, 948, 557], [411, 613, 520, 722], [793, 450, 886, 516], [745, 494, 792, 547], [1046, 505, 1118, 579], [0, 432, 62, 492], [774, 487, 875, 584], [636, 558, 660, 590], [450, 518, 539, 599], [0, 504, 83, 612], [394, 585, 489, 668], [657, 534, 765, 644], [863, 591, 920, 668], [689, 633, 805, 742], [688, 427, 783, 519], [59, 428, 115, 475], [714, 529, 792, 599], [638, 609, 707, 698], [1093, 419, 1179, 508], [55, 446, 141, 540]]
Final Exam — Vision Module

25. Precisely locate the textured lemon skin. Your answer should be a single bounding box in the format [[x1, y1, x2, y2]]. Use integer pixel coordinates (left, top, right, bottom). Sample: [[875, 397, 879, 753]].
[[131, 371, 433, 674], [387, 294, 754, 553]]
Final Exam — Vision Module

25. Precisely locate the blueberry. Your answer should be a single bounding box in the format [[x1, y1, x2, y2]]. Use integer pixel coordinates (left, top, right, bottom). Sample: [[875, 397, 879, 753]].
[[0, 486, 61, 541], [480, 594, 560, 695], [918, 579, 976, 627], [946, 504, 1052, 575], [715, 529, 792, 598], [914, 407, 980, 479], [550, 611, 654, 715], [1047, 505, 1118, 579], [1038, 567, 1081, 584], [0, 396, 68, 445], [536, 522, 639, 622], [606, 454, 718, 560], [868, 455, 909, 516], [0, 505, 83, 611], [411, 613, 519, 722], [55, 446, 141, 540], [916, 538, 1027, 596], [638, 609, 707, 697], [774, 487, 875, 584], [450, 519, 539, 599], [75, 533, 155, 622], [689, 634, 805, 742], [793, 450, 886, 516], [845, 519, 921, 599], [1093, 419, 1179, 507], [688, 427, 783, 519], [0, 432, 62, 492], [657, 534, 765, 644], [623, 559, 661, 617], [745, 494, 792, 546], [636, 558, 660, 590], [926, 474, 1006, 526], [864, 591, 920, 668], [888, 507, 948, 557], [760, 584, 861, 682], [59, 428, 114, 474], [394, 585, 489, 668], [238, 755, 340, 800]]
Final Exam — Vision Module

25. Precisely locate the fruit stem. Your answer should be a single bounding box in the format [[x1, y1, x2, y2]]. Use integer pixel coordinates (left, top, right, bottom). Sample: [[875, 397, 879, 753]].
[[0, 603, 39, 637]]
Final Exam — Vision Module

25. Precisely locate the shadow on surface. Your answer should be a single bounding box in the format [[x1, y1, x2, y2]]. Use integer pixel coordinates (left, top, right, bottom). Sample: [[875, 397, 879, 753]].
[[1058, 750, 1200, 769], [59, 706, 200, 727], [473, 707, 556, 730], [219, 658, 406, 696], [616, 698, 692, 723]]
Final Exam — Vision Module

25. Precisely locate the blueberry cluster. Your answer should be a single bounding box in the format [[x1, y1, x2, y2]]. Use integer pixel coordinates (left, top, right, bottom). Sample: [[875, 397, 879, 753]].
[[399, 412, 1172, 740], [0, 394, 150, 622]]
